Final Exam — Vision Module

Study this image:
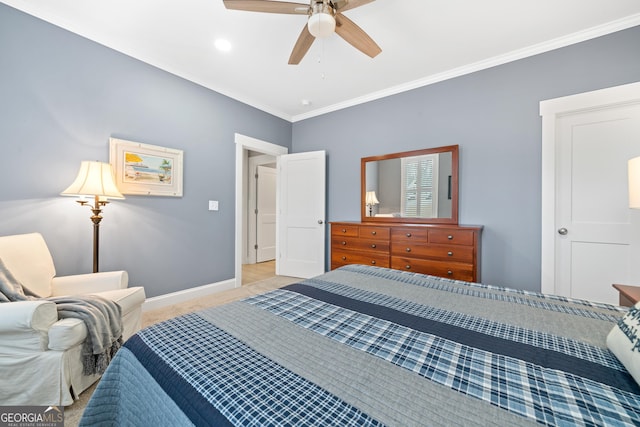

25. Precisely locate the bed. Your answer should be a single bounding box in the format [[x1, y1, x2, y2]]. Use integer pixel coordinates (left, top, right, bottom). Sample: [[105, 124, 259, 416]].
[[79, 265, 640, 426]]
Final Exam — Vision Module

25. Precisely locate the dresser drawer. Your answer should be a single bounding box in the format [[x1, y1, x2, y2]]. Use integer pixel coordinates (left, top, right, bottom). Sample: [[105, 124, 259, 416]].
[[332, 237, 390, 253], [332, 249, 389, 269], [359, 226, 390, 240], [391, 257, 475, 282], [391, 244, 474, 263], [331, 224, 359, 237], [391, 228, 429, 242], [428, 229, 475, 246]]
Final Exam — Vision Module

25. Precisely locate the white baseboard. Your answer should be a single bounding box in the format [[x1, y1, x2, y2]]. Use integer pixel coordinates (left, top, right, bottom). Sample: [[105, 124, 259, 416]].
[[142, 278, 237, 312]]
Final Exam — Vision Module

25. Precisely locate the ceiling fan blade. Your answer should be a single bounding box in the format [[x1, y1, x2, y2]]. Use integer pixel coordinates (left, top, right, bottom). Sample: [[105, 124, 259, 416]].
[[334, 0, 375, 13], [288, 24, 315, 64], [223, 0, 309, 14], [334, 13, 381, 58]]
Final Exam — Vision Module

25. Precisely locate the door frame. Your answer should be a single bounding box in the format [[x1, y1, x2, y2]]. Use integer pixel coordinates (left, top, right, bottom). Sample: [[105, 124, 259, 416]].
[[235, 133, 288, 288], [539, 81, 640, 295]]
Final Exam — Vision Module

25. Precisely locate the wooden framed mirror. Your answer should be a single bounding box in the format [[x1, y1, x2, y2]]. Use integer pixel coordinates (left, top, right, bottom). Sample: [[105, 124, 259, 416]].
[[361, 145, 459, 224]]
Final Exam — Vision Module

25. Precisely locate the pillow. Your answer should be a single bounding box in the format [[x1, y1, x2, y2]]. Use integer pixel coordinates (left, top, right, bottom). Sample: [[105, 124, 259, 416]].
[[607, 303, 640, 385], [0, 257, 27, 302]]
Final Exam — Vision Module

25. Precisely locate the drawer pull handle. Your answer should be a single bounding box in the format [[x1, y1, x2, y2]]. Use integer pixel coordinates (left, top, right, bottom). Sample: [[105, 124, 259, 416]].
[[405, 265, 411, 270], [371, 244, 377, 248], [341, 256, 346, 260], [371, 260, 376, 265], [341, 241, 347, 245], [447, 251, 453, 256], [447, 270, 453, 275], [447, 235, 453, 240], [406, 248, 411, 252], [406, 233, 412, 237], [371, 231, 377, 235], [342, 229, 347, 233]]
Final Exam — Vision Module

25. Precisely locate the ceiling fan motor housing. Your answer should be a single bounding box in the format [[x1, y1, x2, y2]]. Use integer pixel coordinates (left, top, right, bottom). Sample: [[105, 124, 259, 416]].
[[308, 0, 336, 38]]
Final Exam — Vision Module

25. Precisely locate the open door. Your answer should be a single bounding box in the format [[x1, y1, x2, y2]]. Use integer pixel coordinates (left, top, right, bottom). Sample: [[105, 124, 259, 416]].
[[277, 151, 326, 278]]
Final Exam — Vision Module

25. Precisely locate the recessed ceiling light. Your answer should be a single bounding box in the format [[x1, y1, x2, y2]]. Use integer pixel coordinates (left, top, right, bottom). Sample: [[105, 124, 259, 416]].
[[214, 39, 232, 52], [301, 99, 312, 107]]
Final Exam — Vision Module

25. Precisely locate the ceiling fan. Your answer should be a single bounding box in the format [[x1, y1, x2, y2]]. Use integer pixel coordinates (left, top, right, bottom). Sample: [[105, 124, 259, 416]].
[[223, 0, 382, 64]]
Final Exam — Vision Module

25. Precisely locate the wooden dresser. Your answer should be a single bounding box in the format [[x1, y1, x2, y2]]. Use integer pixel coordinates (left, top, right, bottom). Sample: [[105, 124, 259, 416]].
[[330, 221, 482, 282]]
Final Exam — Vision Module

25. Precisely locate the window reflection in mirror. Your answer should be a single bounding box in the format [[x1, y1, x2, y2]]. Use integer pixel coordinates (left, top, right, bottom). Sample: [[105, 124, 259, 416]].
[[361, 145, 458, 224]]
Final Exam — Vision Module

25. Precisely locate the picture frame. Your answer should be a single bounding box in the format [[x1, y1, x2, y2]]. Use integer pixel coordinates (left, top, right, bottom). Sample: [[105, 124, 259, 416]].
[[109, 137, 183, 197]]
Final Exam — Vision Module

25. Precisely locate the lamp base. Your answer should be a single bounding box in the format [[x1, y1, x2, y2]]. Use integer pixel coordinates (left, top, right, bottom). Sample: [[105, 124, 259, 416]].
[[78, 195, 107, 273]]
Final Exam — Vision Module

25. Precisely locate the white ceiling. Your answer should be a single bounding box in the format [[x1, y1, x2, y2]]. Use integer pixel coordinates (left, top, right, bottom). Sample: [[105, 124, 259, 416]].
[[3, 0, 640, 122]]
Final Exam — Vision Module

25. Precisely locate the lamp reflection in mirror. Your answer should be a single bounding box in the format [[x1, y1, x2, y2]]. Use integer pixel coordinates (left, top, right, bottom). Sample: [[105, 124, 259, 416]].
[[61, 161, 124, 273], [365, 191, 379, 217], [629, 157, 640, 209]]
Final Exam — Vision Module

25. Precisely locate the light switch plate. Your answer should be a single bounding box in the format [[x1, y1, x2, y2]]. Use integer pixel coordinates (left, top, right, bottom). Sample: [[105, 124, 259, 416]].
[[208, 200, 219, 211]]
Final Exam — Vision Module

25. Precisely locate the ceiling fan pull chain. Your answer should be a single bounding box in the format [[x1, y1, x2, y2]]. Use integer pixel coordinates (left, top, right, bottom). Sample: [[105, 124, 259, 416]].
[[318, 38, 326, 80]]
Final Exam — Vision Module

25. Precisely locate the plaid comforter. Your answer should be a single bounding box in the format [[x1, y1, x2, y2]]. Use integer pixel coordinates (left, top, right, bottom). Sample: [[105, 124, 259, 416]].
[[80, 265, 640, 426]]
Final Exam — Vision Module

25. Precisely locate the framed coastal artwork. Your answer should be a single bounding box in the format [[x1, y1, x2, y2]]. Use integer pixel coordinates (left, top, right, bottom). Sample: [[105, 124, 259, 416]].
[[109, 137, 183, 197]]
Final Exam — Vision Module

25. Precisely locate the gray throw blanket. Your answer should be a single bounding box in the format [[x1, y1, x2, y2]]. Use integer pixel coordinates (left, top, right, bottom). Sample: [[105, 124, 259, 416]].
[[0, 257, 123, 375], [0, 257, 40, 302], [48, 295, 123, 375]]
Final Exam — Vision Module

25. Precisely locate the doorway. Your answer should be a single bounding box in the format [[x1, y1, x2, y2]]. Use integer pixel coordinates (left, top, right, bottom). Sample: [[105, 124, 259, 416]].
[[234, 134, 327, 288], [244, 156, 277, 285], [234, 134, 288, 288], [248, 161, 277, 264]]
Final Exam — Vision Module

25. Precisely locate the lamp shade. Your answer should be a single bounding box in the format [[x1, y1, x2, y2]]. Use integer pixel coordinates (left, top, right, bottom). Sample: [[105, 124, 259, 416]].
[[308, 12, 335, 38], [629, 157, 640, 209], [365, 191, 379, 205], [61, 161, 124, 199]]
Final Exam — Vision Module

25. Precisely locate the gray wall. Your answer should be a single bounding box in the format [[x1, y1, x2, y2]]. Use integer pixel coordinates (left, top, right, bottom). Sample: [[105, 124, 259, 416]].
[[292, 25, 640, 291], [0, 4, 292, 297]]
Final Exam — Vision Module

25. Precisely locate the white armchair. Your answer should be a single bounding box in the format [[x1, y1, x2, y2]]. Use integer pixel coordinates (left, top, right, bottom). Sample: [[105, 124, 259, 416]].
[[0, 233, 146, 406]]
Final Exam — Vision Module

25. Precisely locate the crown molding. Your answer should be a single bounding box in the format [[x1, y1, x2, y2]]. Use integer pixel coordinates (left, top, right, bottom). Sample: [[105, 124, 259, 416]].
[[291, 14, 640, 123]]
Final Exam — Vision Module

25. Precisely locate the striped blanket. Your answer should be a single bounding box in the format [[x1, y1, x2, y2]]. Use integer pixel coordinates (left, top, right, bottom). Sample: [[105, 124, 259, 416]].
[[80, 265, 640, 426]]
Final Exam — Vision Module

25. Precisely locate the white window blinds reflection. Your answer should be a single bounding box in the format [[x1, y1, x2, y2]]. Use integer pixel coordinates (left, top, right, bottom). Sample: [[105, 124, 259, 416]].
[[401, 154, 439, 218]]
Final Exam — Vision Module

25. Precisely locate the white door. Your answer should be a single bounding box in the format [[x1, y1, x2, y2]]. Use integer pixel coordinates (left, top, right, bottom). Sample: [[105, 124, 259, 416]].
[[277, 150, 326, 278], [256, 165, 277, 262], [541, 82, 640, 304]]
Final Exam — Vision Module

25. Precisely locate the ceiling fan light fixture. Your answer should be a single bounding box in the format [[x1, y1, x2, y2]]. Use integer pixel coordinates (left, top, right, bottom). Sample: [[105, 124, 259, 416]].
[[307, 12, 335, 38]]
